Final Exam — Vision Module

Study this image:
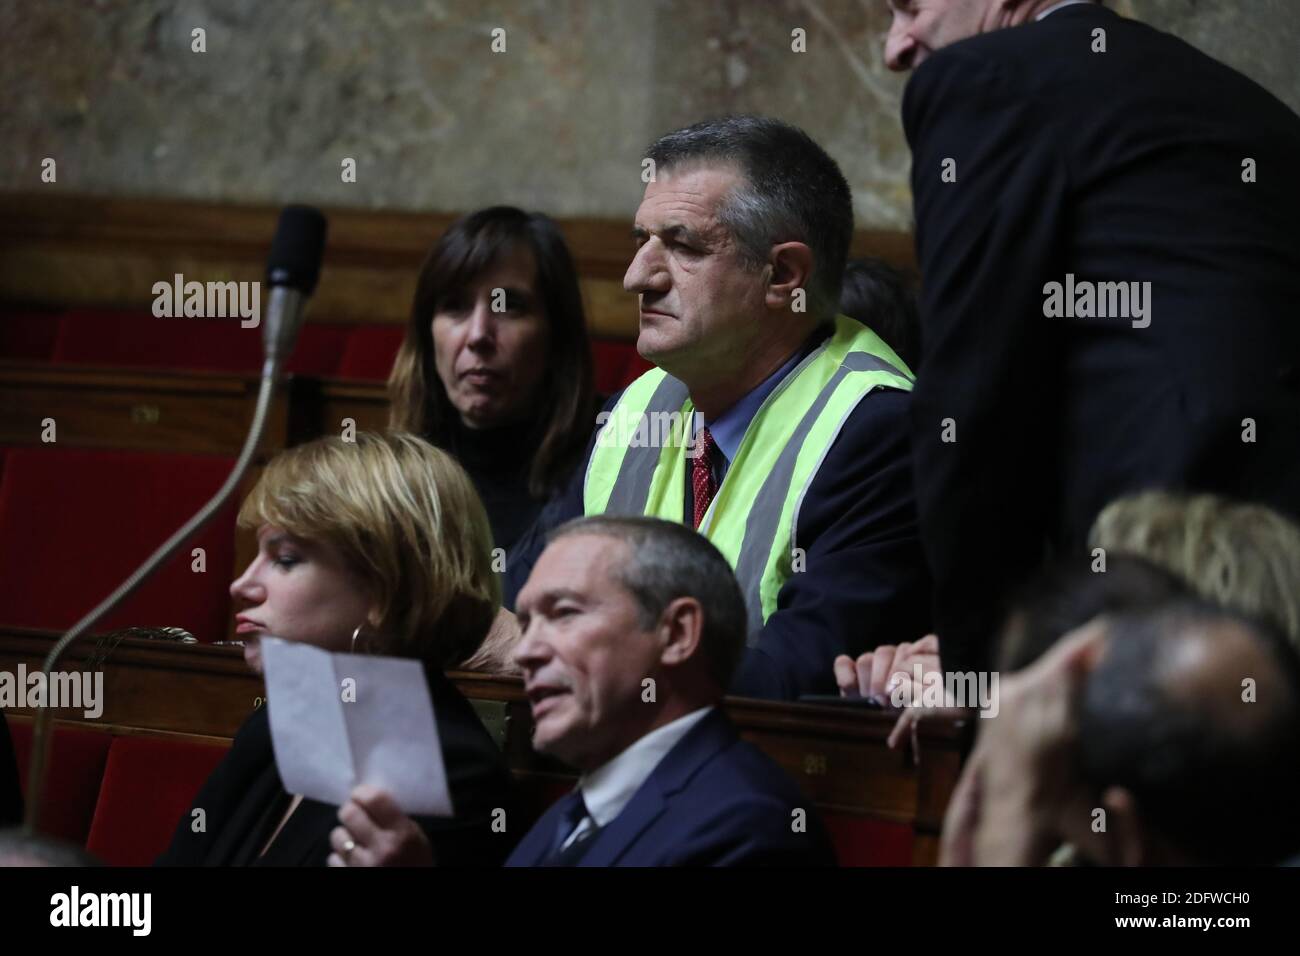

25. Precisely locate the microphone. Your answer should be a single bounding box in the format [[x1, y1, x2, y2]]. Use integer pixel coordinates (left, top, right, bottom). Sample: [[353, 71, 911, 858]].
[[262, 205, 327, 367], [22, 206, 329, 833]]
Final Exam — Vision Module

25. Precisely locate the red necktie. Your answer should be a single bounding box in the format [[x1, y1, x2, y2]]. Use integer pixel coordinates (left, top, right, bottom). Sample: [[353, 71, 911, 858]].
[[691, 426, 719, 529]]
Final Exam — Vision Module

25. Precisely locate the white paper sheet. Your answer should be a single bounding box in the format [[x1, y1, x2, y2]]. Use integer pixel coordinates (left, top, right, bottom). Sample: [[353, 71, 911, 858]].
[[260, 637, 454, 817]]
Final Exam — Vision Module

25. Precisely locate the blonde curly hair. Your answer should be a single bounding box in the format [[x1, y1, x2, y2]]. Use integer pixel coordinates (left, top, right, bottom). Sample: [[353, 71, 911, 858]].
[[1089, 491, 1300, 648]]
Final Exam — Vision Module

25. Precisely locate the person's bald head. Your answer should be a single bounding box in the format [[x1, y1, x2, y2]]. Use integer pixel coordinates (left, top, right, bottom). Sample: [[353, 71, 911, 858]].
[[1078, 600, 1300, 865], [1159, 617, 1283, 717]]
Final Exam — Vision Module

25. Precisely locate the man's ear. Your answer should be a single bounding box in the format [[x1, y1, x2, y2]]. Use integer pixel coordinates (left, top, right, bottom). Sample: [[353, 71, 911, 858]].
[[764, 242, 815, 312], [657, 596, 705, 668]]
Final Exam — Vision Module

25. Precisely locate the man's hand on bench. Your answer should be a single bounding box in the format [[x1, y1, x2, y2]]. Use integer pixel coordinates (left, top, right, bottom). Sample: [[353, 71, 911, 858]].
[[833, 634, 966, 755]]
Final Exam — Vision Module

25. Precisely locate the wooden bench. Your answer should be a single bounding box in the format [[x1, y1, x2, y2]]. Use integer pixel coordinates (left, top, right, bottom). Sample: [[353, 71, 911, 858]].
[[1, 627, 964, 865], [0, 361, 296, 457]]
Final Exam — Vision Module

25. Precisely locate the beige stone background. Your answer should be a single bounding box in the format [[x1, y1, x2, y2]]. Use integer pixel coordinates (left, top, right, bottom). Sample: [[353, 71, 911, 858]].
[[2, 0, 1297, 230]]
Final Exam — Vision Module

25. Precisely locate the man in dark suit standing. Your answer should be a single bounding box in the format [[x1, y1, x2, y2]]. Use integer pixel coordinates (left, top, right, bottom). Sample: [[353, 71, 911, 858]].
[[889, 0, 1300, 677], [335, 516, 834, 866]]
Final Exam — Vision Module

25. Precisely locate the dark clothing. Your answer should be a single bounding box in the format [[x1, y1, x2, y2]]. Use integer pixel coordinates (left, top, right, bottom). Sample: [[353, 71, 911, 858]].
[[0, 711, 21, 827], [439, 416, 547, 553], [505, 709, 835, 867], [904, 3, 1300, 674], [156, 664, 515, 866], [506, 339, 931, 701]]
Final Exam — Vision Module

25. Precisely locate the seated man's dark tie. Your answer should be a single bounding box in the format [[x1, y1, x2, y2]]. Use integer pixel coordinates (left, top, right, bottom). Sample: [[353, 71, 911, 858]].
[[541, 790, 602, 867]]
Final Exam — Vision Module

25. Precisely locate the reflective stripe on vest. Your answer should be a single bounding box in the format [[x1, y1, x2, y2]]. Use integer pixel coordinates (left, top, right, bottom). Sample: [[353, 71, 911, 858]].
[[584, 315, 914, 639]]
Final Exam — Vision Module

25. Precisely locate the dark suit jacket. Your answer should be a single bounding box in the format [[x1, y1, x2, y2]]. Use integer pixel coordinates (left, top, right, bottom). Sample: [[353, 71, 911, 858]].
[[156, 664, 516, 866], [505, 708, 835, 867], [505, 324, 931, 700], [904, 3, 1300, 674]]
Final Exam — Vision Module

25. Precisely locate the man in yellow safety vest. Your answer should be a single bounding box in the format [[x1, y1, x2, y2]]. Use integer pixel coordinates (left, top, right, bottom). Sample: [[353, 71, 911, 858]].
[[505, 116, 930, 700]]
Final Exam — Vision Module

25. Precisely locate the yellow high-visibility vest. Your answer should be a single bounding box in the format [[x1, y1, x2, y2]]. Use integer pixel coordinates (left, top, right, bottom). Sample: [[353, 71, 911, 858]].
[[584, 314, 914, 637]]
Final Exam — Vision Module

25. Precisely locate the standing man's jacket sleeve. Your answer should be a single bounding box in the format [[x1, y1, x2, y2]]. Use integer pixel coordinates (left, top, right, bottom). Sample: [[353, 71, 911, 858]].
[[904, 50, 1070, 675]]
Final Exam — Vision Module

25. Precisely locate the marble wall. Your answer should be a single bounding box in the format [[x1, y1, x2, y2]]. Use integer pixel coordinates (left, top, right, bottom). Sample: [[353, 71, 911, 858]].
[[2, 0, 1297, 229]]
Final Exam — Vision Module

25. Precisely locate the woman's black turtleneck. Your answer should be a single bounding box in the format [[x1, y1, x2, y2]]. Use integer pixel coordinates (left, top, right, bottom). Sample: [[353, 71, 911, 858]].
[[438, 414, 547, 552]]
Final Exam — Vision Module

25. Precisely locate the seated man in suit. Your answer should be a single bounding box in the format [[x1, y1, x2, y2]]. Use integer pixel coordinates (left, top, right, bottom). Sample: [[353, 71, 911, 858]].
[[330, 515, 835, 867], [503, 115, 929, 700]]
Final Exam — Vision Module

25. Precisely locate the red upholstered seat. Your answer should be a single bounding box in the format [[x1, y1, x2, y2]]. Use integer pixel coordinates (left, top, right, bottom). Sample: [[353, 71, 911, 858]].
[[335, 329, 650, 393], [591, 339, 651, 395], [0, 447, 237, 642], [53, 309, 262, 373], [86, 734, 229, 866], [284, 323, 352, 376], [336, 324, 406, 381], [7, 720, 112, 846], [0, 309, 63, 361], [822, 812, 914, 866], [49, 309, 349, 376], [590, 339, 627, 395], [620, 350, 653, 388]]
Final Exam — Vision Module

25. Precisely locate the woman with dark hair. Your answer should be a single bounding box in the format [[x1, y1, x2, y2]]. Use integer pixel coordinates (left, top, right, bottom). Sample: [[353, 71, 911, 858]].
[[388, 206, 596, 552]]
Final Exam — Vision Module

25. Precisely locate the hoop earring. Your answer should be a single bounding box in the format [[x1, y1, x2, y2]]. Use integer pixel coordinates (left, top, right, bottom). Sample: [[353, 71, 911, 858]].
[[351, 625, 363, 654]]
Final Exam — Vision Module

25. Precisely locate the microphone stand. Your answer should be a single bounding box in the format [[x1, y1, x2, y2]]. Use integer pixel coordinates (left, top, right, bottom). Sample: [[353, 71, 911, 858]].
[[23, 348, 286, 833]]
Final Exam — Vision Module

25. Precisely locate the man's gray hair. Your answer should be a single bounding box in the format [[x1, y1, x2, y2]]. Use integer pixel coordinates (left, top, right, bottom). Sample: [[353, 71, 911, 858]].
[[645, 115, 854, 321], [549, 515, 747, 690]]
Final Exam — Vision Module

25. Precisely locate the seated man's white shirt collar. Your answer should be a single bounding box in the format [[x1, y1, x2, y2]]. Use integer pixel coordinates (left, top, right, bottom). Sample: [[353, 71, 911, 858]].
[[578, 706, 715, 829]]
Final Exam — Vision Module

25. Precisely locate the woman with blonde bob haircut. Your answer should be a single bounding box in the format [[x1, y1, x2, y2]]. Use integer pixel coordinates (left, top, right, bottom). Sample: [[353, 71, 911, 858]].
[[236, 430, 500, 670], [1090, 490, 1300, 648], [158, 432, 516, 867]]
